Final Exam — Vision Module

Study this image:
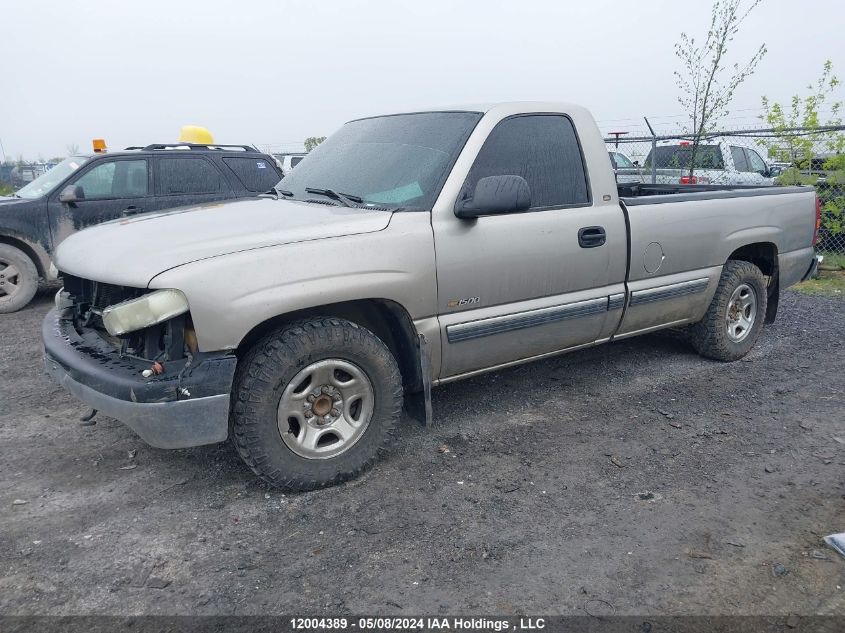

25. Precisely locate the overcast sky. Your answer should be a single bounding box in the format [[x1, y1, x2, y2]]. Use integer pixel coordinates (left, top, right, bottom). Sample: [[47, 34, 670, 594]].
[[1, 0, 842, 160]]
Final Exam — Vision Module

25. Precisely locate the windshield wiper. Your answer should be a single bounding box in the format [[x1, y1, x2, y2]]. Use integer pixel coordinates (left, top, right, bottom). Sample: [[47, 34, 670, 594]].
[[262, 187, 294, 200], [305, 187, 362, 208]]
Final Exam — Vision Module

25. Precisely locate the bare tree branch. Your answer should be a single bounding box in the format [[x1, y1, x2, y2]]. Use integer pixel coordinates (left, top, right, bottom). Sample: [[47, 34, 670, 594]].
[[674, 0, 767, 179]]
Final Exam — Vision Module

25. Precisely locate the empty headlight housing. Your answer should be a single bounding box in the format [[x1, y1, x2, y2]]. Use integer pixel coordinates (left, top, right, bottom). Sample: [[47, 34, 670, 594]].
[[102, 289, 189, 336], [54, 288, 73, 310]]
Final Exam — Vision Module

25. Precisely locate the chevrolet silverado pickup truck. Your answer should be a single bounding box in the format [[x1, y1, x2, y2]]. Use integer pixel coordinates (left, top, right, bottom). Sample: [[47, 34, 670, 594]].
[[43, 102, 821, 491]]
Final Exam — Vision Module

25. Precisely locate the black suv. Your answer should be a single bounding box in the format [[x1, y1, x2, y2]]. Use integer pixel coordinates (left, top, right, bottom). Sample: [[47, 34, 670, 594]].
[[0, 144, 283, 313]]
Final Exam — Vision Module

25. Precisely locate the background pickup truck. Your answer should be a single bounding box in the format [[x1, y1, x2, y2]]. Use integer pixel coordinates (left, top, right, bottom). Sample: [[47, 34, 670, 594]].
[[0, 143, 283, 313], [44, 102, 821, 491], [615, 138, 777, 186]]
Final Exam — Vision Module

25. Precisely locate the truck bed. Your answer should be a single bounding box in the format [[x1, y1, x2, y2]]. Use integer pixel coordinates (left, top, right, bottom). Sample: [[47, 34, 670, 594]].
[[617, 182, 809, 203], [617, 182, 818, 310]]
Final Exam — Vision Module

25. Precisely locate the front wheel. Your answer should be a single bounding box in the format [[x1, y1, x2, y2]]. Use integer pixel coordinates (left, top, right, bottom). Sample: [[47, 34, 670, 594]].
[[0, 244, 39, 314], [689, 260, 768, 361], [231, 317, 403, 491]]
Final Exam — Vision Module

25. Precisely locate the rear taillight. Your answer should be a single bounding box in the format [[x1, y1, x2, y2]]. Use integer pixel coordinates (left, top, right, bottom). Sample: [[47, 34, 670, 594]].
[[680, 175, 710, 185], [813, 195, 821, 245]]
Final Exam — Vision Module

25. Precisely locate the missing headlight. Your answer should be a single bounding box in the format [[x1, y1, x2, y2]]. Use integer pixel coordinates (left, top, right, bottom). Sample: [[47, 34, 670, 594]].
[[120, 313, 189, 362]]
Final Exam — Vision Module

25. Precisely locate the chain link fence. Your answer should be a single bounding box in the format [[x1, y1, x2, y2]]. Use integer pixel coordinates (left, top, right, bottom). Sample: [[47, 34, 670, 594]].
[[604, 124, 845, 256]]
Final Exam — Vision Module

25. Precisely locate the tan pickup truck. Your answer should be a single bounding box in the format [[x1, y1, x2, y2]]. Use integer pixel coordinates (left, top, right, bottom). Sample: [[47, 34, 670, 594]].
[[44, 102, 821, 491]]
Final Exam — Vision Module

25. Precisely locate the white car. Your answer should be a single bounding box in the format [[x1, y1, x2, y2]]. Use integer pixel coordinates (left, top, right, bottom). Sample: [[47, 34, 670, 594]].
[[273, 152, 307, 176], [615, 138, 775, 186]]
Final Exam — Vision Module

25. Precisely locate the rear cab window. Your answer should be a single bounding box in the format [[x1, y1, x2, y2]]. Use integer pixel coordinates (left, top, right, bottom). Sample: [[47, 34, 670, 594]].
[[646, 145, 725, 170], [223, 157, 282, 192]]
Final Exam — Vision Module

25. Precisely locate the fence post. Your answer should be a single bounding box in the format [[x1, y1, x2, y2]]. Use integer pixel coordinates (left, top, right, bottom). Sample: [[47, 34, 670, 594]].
[[644, 117, 657, 185]]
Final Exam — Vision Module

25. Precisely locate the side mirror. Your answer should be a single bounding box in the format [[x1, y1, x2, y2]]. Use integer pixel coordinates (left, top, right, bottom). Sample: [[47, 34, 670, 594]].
[[454, 175, 531, 219], [59, 185, 84, 204], [633, 160, 640, 167]]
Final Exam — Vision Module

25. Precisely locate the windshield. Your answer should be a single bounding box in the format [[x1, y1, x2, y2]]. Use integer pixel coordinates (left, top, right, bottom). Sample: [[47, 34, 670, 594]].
[[279, 111, 483, 210], [645, 145, 724, 170], [14, 156, 90, 199], [609, 151, 634, 169]]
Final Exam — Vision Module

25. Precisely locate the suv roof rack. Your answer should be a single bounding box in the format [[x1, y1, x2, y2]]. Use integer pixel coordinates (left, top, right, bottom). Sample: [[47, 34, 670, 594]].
[[124, 143, 260, 152]]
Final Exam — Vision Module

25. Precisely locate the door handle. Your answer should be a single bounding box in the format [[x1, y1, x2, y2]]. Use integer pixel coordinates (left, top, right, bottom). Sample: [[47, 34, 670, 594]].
[[578, 226, 606, 248], [122, 206, 143, 217]]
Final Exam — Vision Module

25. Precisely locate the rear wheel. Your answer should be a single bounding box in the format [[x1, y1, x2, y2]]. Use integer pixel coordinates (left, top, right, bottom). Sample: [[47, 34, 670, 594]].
[[690, 260, 768, 361], [231, 317, 403, 491], [0, 244, 39, 314]]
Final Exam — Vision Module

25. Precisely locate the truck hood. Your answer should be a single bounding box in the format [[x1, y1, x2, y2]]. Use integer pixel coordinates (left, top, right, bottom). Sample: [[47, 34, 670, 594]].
[[55, 197, 393, 286], [0, 196, 25, 205]]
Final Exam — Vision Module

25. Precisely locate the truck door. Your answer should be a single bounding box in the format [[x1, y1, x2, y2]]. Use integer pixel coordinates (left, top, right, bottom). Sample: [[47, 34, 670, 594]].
[[743, 148, 773, 185], [729, 145, 769, 186], [47, 157, 151, 245], [432, 114, 628, 379]]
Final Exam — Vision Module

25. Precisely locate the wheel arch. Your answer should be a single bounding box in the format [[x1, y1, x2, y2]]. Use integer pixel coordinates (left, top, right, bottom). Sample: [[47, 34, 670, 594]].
[[236, 298, 423, 393], [0, 234, 48, 277], [727, 241, 779, 323]]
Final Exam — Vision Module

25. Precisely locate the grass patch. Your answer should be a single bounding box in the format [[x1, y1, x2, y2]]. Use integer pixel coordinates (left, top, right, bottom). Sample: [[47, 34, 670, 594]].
[[794, 269, 845, 297], [0, 184, 14, 196], [819, 252, 845, 270]]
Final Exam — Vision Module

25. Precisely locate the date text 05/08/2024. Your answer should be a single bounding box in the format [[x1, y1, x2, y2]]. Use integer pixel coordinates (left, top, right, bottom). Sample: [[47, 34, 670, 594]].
[[290, 617, 547, 631]]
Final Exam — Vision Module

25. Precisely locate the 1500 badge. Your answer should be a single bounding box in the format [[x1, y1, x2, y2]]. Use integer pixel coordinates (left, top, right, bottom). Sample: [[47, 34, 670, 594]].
[[447, 296, 480, 308]]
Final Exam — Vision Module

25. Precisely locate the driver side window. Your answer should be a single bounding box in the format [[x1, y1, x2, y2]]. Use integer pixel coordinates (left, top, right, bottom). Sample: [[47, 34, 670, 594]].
[[72, 160, 148, 199], [73, 162, 115, 199], [745, 149, 767, 173], [460, 114, 590, 210]]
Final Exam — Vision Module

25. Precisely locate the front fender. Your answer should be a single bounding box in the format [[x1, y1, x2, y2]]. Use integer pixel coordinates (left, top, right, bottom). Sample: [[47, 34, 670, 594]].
[[149, 213, 438, 352], [0, 199, 52, 274]]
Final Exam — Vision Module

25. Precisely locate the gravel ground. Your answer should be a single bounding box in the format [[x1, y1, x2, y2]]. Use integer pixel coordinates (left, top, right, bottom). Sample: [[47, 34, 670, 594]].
[[1, 288, 843, 616]]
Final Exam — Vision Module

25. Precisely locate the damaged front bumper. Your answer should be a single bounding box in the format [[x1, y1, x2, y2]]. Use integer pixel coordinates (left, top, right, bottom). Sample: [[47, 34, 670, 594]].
[[42, 308, 237, 449]]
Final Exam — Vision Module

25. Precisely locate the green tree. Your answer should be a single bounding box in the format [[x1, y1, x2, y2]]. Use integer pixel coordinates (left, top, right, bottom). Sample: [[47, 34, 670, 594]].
[[761, 62, 844, 240], [760, 60, 843, 175], [304, 136, 326, 152], [820, 155, 845, 238], [674, 0, 766, 179]]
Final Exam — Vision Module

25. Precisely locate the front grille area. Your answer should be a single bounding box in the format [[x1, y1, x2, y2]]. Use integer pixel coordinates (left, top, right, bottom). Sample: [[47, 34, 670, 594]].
[[63, 274, 146, 311], [61, 274, 188, 363]]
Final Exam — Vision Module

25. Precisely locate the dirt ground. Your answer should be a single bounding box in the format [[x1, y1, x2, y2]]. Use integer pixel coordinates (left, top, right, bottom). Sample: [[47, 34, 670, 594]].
[[1, 288, 843, 616]]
